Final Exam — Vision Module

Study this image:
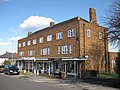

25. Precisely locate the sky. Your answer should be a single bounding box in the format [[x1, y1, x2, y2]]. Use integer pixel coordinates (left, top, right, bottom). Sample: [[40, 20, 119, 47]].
[[0, 0, 118, 55]]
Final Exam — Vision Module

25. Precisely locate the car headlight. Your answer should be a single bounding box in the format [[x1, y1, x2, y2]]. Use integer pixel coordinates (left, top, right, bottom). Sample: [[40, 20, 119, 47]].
[[10, 70, 13, 72]]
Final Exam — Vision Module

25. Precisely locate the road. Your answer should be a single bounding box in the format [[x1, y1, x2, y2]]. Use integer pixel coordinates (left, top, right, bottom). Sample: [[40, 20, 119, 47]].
[[0, 73, 79, 90]]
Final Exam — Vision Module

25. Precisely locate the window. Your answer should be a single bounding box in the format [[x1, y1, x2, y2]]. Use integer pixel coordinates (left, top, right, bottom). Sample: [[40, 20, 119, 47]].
[[58, 46, 61, 54], [19, 51, 24, 56], [69, 45, 73, 54], [87, 29, 91, 37], [39, 37, 44, 43], [43, 48, 50, 55], [47, 48, 50, 55], [62, 45, 68, 54], [18, 43, 21, 48], [23, 42, 26, 47], [47, 35, 52, 41], [56, 32, 62, 40], [28, 50, 35, 56], [40, 49, 43, 55], [27, 40, 31, 46], [99, 32, 102, 39], [68, 29, 76, 37], [33, 39, 37, 44]]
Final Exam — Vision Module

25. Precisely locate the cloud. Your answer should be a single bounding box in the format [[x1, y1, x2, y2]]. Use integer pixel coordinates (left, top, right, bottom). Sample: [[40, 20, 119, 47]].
[[0, 41, 12, 46], [19, 16, 55, 32], [9, 36, 23, 42], [0, 0, 11, 2]]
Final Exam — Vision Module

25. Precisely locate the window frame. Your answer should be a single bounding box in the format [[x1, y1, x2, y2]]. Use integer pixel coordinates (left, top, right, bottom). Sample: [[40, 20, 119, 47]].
[[47, 35, 52, 41], [27, 40, 31, 46], [56, 32, 63, 40], [87, 29, 91, 37], [33, 39, 37, 45], [39, 37, 44, 43], [68, 29, 76, 37]]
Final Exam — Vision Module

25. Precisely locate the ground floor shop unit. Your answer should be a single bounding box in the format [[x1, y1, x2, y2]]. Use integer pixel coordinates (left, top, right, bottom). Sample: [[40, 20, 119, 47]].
[[17, 58, 87, 78]]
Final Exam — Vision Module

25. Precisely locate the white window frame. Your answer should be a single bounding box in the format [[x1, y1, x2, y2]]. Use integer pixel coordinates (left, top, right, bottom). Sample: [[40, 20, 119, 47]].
[[99, 32, 102, 39], [28, 50, 35, 56], [69, 45, 73, 54], [27, 40, 31, 46], [68, 29, 76, 37], [19, 43, 21, 48], [43, 48, 50, 55], [33, 39, 37, 45], [56, 32, 63, 40], [39, 37, 44, 43], [87, 29, 91, 37], [47, 48, 50, 55], [47, 35, 52, 41], [40, 49, 43, 55], [23, 42, 26, 47], [58, 46, 61, 54], [19, 51, 24, 56], [62, 45, 68, 54], [43, 48, 48, 55]]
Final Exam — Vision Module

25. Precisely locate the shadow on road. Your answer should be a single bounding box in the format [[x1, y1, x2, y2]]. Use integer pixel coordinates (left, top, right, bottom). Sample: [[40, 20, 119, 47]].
[[64, 77, 120, 89]]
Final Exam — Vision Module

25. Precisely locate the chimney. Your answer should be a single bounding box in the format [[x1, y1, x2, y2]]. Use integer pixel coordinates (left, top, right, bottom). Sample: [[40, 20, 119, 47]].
[[89, 8, 97, 22], [50, 22, 55, 27], [28, 32, 32, 37]]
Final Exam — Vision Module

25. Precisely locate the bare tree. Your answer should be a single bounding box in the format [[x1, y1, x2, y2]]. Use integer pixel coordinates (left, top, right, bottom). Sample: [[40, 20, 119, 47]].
[[104, 0, 120, 48]]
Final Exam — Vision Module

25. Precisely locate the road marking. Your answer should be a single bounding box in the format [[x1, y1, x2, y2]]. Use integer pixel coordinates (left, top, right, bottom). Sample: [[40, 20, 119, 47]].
[[55, 84, 69, 86]]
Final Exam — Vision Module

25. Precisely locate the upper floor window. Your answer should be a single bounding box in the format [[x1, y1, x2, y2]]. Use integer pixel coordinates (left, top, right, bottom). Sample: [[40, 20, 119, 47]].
[[68, 29, 76, 37], [18, 43, 21, 48], [99, 32, 102, 39], [33, 39, 37, 45], [43, 48, 50, 55], [87, 29, 91, 37], [58, 46, 61, 54], [62, 45, 68, 54], [47, 35, 52, 41], [39, 37, 44, 43], [69, 45, 73, 54], [28, 50, 35, 56], [19, 51, 24, 56], [23, 42, 26, 47], [56, 32, 63, 40], [27, 40, 31, 46]]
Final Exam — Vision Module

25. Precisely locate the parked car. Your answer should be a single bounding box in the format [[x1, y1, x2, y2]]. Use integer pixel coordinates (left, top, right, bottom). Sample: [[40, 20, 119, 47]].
[[4, 65, 20, 75], [0, 65, 4, 73]]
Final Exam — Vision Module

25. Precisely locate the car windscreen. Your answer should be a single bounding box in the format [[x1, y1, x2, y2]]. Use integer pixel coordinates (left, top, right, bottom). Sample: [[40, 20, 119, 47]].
[[9, 65, 18, 69], [0, 66, 4, 68]]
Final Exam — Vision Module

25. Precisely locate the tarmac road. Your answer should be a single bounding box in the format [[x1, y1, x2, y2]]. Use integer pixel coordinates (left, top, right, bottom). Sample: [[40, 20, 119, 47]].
[[0, 73, 79, 90]]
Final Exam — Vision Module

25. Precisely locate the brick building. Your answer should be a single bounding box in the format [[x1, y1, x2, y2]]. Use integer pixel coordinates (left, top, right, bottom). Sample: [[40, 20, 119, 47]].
[[17, 8, 108, 78]]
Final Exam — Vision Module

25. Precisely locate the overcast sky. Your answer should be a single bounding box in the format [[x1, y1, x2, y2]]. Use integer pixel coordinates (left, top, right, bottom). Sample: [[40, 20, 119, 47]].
[[0, 0, 118, 55]]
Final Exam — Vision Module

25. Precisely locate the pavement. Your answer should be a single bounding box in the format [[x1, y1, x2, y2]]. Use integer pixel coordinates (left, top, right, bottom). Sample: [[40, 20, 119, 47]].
[[18, 72, 120, 90]]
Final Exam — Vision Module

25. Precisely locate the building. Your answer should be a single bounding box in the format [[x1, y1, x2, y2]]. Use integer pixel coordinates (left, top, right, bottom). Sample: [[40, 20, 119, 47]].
[[0, 51, 17, 65], [108, 52, 120, 73], [17, 8, 108, 78]]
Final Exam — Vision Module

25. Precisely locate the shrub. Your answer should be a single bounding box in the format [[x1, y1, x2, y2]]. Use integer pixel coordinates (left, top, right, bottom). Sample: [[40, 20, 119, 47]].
[[115, 60, 120, 77]]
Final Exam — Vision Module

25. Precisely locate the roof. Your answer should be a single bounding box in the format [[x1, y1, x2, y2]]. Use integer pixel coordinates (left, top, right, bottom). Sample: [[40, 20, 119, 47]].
[[0, 51, 17, 59]]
